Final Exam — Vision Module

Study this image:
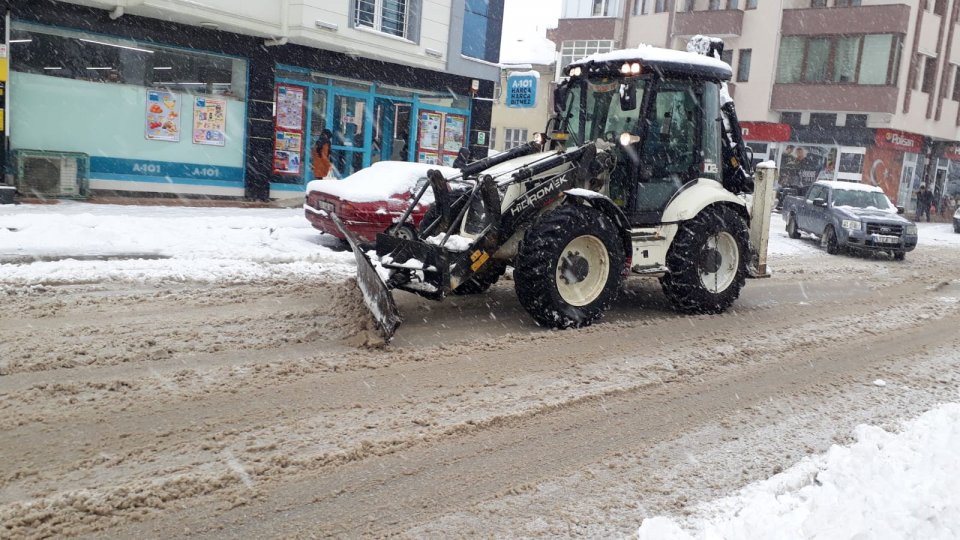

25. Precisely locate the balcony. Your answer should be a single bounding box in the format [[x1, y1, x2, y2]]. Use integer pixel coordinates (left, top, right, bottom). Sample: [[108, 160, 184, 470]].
[[549, 17, 620, 43], [673, 9, 743, 38], [781, 5, 910, 36], [771, 84, 899, 114]]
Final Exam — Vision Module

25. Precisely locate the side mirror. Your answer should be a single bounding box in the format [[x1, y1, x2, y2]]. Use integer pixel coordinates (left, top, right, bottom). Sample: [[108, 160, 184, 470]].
[[553, 85, 570, 115], [897, 205, 905, 215], [619, 83, 637, 111], [813, 198, 827, 207]]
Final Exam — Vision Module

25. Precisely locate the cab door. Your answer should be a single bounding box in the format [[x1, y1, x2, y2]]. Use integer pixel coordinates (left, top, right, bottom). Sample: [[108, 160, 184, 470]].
[[803, 185, 829, 235]]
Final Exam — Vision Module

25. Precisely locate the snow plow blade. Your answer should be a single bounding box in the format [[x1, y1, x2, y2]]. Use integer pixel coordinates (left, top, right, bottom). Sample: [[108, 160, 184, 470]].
[[331, 213, 402, 342]]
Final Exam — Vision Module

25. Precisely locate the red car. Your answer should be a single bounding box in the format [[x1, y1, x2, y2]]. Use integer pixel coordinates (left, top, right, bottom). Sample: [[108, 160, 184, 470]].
[[304, 161, 461, 244]]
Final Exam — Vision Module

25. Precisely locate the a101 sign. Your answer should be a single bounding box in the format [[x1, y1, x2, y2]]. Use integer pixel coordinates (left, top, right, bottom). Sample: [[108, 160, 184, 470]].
[[506, 73, 538, 108]]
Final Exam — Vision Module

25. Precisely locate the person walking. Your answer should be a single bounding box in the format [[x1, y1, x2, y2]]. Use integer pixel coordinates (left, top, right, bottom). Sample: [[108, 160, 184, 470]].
[[916, 183, 934, 222], [312, 129, 333, 179]]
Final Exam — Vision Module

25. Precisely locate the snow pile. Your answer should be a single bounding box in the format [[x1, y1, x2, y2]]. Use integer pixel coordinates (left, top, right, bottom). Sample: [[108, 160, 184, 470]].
[[0, 202, 355, 285], [499, 36, 557, 66], [305, 161, 460, 203], [638, 403, 960, 539]]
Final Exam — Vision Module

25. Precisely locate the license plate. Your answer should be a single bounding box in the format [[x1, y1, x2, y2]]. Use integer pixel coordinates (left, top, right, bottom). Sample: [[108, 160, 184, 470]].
[[873, 234, 899, 244], [315, 200, 335, 213]]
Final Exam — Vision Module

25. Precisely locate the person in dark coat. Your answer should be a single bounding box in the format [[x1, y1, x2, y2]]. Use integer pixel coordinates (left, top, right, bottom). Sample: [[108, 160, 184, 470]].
[[916, 183, 934, 222]]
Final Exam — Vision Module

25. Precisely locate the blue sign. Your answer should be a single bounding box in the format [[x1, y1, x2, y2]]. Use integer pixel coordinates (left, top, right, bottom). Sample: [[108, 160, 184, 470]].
[[506, 73, 538, 108]]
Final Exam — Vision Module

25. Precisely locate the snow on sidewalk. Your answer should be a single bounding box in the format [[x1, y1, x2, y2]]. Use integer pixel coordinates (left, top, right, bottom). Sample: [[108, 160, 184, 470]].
[[638, 403, 960, 540]]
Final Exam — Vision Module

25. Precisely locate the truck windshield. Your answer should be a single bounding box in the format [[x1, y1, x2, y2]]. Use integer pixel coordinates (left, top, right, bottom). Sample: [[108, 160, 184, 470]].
[[832, 189, 893, 210], [560, 77, 648, 149]]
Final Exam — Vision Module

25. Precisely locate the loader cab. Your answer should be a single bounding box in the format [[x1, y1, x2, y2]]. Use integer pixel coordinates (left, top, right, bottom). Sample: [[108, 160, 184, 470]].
[[558, 55, 728, 226]]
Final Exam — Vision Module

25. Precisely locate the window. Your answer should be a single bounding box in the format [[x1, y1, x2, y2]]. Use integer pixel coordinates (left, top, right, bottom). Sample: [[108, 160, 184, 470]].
[[490, 127, 497, 150], [746, 0, 758, 8], [721, 49, 734, 66], [709, 0, 721, 10], [562, 0, 622, 17], [655, 0, 668, 13], [780, 111, 802, 124], [811, 0, 827, 6], [835, 0, 861, 6], [922, 56, 938, 93], [685, 0, 696, 11], [560, 39, 617, 69], [462, 0, 502, 62], [504, 128, 528, 150], [633, 0, 649, 15], [935, 0, 947, 16], [845, 114, 868, 127], [10, 22, 247, 99], [737, 49, 752, 82], [728, 0, 740, 8], [809, 113, 837, 127], [775, 34, 902, 85], [355, 0, 409, 39], [953, 66, 960, 101]]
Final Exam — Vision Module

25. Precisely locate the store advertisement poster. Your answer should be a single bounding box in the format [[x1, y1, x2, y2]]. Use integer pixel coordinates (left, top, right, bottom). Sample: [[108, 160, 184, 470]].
[[418, 151, 440, 165], [276, 85, 305, 131], [273, 84, 305, 175], [418, 112, 442, 151], [442, 114, 466, 153], [779, 144, 836, 187], [192, 97, 227, 146], [145, 90, 181, 142]]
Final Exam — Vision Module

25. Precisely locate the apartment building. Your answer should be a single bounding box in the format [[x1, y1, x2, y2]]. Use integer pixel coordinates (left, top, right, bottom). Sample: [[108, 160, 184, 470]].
[[1, 0, 503, 199], [551, 0, 960, 211]]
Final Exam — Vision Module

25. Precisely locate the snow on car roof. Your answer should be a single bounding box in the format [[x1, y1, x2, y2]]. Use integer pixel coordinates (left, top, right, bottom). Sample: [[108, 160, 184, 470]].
[[815, 180, 886, 194], [305, 161, 461, 203]]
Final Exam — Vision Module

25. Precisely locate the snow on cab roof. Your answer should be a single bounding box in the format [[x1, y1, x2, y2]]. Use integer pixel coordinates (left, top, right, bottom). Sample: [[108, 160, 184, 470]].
[[306, 161, 460, 203], [815, 180, 885, 193], [567, 45, 732, 79]]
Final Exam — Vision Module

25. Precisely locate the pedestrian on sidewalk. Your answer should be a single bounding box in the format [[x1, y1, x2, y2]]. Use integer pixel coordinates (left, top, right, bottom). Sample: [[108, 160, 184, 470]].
[[916, 183, 934, 222]]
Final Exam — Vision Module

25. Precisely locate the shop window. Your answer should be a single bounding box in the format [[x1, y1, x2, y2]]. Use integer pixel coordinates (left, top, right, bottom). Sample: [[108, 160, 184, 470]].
[[776, 34, 901, 86], [845, 114, 868, 127], [504, 128, 528, 150], [462, 0, 502, 62], [10, 22, 247, 99], [922, 56, 938, 93], [560, 39, 617, 70], [355, 0, 416, 39], [737, 49, 752, 82]]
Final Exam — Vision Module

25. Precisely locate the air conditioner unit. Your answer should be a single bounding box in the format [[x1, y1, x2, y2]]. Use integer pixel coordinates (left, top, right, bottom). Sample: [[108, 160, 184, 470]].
[[12, 150, 90, 199]]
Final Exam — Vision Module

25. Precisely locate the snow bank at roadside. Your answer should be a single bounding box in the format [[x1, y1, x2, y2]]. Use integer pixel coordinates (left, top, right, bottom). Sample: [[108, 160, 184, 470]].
[[638, 402, 960, 539], [0, 202, 354, 285]]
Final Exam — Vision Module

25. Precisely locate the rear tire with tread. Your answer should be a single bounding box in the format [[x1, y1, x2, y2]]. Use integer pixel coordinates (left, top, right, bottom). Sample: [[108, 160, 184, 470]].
[[661, 205, 748, 315], [514, 205, 624, 329], [821, 225, 840, 255]]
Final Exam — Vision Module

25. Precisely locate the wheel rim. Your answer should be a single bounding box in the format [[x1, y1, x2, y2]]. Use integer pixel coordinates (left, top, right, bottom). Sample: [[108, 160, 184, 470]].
[[390, 225, 415, 241], [697, 231, 738, 293], [555, 235, 609, 307]]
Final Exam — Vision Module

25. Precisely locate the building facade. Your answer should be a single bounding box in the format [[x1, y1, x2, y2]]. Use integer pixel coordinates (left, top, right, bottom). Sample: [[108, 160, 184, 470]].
[[0, 0, 503, 199], [552, 0, 960, 214]]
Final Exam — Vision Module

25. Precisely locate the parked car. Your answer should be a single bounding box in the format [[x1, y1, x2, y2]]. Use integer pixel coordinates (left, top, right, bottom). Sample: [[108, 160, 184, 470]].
[[304, 161, 461, 245], [782, 180, 918, 260]]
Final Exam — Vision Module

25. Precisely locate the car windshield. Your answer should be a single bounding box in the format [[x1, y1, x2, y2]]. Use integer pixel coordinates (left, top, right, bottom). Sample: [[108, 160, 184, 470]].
[[560, 77, 649, 149], [832, 189, 892, 210]]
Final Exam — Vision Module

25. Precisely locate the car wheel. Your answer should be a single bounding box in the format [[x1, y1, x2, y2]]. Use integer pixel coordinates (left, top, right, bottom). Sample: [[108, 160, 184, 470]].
[[821, 225, 840, 255], [786, 214, 801, 239], [893, 251, 906, 261], [386, 224, 417, 241], [661, 205, 749, 315]]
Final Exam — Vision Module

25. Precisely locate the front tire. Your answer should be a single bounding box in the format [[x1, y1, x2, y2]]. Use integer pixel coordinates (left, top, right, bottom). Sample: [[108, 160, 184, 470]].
[[821, 225, 840, 255], [893, 251, 906, 261], [786, 214, 801, 239], [661, 205, 748, 314], [514, 205, 624, 329]]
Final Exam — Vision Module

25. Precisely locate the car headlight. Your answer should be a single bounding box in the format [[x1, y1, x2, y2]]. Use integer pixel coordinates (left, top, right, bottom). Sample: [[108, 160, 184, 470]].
[[906, 224, 918, 235], [841, 219, 861, 231]]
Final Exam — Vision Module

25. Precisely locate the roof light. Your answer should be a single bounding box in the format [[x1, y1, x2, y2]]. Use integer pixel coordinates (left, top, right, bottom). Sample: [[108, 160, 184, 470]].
[[569, 66, 581, 77], [631, 63, 641, 75], [621, 63, 631, 75]]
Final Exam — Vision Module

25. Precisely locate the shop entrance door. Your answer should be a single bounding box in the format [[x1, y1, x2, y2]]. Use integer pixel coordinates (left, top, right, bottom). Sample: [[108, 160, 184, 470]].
[[307, 87, 328, 180], [373, 98, 412, 163], [330, 91, 371, 177]]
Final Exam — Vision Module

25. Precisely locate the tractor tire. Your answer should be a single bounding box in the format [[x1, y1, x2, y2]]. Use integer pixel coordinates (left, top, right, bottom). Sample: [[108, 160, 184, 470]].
[[786, 214, 801, 239], [514, 205, 624, 329], [661, 205, 748, 315], [821, 225, 840, 255]]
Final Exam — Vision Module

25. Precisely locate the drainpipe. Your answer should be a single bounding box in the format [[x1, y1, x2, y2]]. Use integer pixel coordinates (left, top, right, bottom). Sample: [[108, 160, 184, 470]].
[[264, 0, 290, 46], [109, 0, 146, 20]]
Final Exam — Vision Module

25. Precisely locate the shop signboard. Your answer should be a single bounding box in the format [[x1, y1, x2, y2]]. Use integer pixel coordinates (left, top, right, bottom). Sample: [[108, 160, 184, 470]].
[[779, 144, 836, 188], [506, 72, 538, 108], [273, 84, 306, 175], [192, 97, 226, 147], [943, 144, 960, 161], [145, 90, 181, 142], [740, 122, 791, 142], [874, 129, 923, 153]]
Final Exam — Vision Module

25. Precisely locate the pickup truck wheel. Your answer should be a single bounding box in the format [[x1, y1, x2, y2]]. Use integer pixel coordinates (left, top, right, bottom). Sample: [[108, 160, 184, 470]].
[[893, 251, 906, 261], [661, 205, 748, 315], [786, 214, 801, 239], [514, 205, 624, 329], [821, 225, 840, 255]]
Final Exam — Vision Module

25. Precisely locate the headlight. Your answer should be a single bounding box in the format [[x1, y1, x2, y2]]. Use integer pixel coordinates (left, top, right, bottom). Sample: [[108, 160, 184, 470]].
[[906, 224, 918, 235], [841, 219, 861, 231]]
